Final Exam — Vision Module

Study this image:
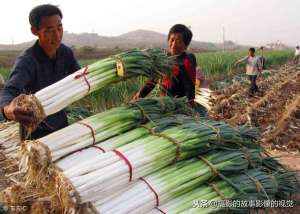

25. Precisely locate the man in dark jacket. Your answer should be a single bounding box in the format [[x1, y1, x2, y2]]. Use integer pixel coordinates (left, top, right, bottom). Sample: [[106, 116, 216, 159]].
[[133, 24, 197, 106], [0, 4, 80, 139]]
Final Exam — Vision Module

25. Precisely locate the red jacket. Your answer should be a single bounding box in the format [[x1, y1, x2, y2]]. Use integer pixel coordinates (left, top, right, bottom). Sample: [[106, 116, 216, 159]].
[[139, 52, 197, 104]]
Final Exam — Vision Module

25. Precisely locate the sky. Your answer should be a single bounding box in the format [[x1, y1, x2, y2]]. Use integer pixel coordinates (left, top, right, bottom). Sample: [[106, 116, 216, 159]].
[[1, 0, 300, 46]]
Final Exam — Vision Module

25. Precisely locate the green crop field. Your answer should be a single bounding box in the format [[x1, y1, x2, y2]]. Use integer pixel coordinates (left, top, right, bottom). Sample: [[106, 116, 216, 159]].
[[196, 49, 293, 80], [0, 67, 11, 80]]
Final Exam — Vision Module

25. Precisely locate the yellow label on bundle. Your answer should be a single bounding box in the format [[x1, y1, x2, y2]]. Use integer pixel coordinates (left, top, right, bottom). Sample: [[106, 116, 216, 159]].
[[116, 59, 125, 77], [195, 79, 200, 90]]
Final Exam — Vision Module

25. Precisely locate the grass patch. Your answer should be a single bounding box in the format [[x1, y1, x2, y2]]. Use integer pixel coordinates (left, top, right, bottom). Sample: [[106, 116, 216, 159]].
[[0, 67, 11, 80]]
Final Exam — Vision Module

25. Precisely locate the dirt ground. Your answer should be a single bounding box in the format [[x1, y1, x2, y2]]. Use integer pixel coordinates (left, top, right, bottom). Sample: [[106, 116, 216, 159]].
[[210, 64, 300, 149], [209, 64, 300, 214]]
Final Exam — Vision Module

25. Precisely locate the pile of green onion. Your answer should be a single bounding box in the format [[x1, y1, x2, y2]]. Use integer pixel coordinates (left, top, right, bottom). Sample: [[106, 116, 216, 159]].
[[61, 118, 259, 204]]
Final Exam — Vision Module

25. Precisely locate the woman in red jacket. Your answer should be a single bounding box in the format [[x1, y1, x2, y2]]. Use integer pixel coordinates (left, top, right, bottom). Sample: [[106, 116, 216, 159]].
[[133, 24, 198, 106]]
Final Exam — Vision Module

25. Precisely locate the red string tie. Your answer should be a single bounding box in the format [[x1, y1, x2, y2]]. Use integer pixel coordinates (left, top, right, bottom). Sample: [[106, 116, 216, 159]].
[[112, 149, 133, 182], [74, 66, 91, 93]]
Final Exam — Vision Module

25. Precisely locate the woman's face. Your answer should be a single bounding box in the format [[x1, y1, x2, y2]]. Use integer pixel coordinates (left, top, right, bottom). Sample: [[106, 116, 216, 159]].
[[168, 33, 187, 56]]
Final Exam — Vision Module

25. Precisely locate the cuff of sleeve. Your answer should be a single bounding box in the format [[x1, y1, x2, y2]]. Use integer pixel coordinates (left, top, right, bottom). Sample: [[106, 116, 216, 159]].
[[188, 99, 195, 107]]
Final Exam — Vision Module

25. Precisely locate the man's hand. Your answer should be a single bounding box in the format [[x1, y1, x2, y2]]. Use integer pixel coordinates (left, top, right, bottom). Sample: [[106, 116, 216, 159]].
[[3, 101, 34, 126], [233, 62, 239, 67]]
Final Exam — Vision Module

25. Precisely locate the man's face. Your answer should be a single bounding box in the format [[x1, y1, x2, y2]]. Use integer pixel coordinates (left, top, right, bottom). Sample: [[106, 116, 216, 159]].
[[31, 15, 63, 53], [168, 33, 187, 56]]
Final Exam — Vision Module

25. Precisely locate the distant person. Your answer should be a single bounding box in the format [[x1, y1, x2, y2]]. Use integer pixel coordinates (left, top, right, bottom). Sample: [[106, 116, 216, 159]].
[[133, 24, 198, 106], [0, 4, 80, 139], [235, 47, 262, 97], [293, 46, 300, 65], [259, 46, 266, 69]]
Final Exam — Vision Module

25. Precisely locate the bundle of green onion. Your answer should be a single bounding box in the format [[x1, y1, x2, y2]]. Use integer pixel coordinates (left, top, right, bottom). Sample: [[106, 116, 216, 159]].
[[194, 88, 214, 110], [262, 156, 300, 198], [149, 169, 298, 214], [96, 149, 261, 213], [15, 49, 174, 136]]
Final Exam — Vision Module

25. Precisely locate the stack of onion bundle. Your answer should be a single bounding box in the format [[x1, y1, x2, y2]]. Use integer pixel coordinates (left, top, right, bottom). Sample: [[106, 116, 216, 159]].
[[148, 168, 299, 214], [95, 149, 261, 213], [19, 97, 189, 181], [8, 116, 188, 213], [15, 49, 175, 136], [61, 118, 259, 205], [4, 116, 259, 213]]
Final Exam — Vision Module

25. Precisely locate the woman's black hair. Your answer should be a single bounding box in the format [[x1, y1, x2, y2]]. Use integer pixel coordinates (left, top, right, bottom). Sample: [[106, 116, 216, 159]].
[[249, 47, 256, 52], [168, 24, 193, 46]]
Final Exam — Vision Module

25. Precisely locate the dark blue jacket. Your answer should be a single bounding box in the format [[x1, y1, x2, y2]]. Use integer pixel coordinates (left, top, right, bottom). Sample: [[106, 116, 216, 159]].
[[0, 41, 80, 139]]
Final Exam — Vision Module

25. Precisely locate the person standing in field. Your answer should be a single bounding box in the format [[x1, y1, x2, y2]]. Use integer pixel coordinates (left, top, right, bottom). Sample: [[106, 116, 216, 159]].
[[133, 24, 198, 106], [259, 46, 266, 69], [235, 47, 262, 97], [0, 4, 80, 139], [293, 46, 300, 65]]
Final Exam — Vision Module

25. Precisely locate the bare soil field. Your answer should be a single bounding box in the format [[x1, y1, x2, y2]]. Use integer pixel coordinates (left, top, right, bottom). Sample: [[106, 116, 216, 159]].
[[210, 64, 300, 213]]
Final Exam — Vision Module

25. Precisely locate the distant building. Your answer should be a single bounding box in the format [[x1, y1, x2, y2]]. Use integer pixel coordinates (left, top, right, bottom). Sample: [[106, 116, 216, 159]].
[[265, 40, 287, 50]]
